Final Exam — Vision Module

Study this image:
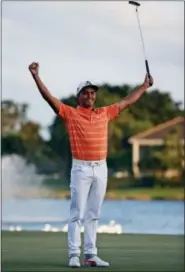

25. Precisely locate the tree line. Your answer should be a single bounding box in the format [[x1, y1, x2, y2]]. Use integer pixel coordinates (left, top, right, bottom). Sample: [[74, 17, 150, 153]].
[[2, 83, 184, 187]]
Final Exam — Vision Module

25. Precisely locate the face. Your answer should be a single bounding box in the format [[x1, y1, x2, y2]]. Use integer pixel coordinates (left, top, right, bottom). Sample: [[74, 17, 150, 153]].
[[78, 87, 96, 108]]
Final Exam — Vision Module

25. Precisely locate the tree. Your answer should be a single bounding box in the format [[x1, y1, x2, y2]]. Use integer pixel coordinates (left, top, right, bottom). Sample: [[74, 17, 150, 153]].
[[47, 85, 183, 178], [128, 89, 183, 124], [139, 127, 184, 184], [2, 82, 183, 181], [1, 100, 29, 136], [153, 128, 184, 179]]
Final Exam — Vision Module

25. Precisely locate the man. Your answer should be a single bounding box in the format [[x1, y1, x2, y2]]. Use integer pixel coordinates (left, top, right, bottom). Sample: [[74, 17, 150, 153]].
[[28, 62, 153, 268]]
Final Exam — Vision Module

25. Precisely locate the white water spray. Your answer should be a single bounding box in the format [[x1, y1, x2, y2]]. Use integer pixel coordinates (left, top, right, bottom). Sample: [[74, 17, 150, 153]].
[[2, 155, 45, 199]]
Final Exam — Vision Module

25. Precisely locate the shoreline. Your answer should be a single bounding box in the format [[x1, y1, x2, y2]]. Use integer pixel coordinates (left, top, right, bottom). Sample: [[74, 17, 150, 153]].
[[6, 188, 184, 201], [42, 187, 185, 201]]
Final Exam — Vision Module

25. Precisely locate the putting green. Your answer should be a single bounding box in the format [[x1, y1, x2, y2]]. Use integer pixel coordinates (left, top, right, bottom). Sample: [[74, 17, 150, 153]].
[[2, 231, 184, 271]]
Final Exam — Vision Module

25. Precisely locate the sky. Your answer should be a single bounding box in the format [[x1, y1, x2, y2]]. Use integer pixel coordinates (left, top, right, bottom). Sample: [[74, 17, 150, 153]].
[[2, 1, 184, 139]]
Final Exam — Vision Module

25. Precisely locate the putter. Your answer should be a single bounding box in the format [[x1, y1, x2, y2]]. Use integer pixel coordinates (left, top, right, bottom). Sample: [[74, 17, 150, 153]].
[[129, 1, 152, 85]]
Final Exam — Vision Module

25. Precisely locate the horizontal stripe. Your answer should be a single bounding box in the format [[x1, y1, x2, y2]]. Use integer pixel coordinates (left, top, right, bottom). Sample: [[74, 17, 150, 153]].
[[70, 132, 107, 139], [69, 134, 107, 140], [71, 141, 107, 148], [70, 141, 107, 147], [67, 125, 107, 132], [70, 142, 107, 148], [72, 149, 107, 154], [58, 103, 120, 160], [66, 119, 107, 125], [67, 116, 106, 121], [68, 129, 107, 135], [70, 138, 107, 144], [68, 124, 108, 132]]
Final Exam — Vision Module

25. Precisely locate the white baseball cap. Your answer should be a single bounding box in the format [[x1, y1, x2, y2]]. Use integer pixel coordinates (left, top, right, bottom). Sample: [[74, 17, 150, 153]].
[[76, 81, 99, 95]]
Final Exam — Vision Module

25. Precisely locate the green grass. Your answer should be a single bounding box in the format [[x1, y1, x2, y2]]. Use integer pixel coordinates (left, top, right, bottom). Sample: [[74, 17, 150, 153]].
[[2, 231, 184, 271], [41, 187, 184, 200], [105, 187, 184, 200]]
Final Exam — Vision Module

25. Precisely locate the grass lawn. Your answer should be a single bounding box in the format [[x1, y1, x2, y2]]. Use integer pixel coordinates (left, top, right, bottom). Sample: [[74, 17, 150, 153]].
[[47, 187, 184, 200], [2, 231, 184, 271], [105, 187, 184, 200]]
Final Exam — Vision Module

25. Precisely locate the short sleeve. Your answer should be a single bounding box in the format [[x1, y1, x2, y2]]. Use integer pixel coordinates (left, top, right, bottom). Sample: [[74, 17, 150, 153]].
[[58, 102, 71, 121], [105, 103, 120, 121]]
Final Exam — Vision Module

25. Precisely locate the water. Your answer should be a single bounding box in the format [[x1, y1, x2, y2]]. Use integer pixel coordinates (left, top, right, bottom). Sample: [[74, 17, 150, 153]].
[[2, 198, 184, 235], [2, 155, 184, 235]]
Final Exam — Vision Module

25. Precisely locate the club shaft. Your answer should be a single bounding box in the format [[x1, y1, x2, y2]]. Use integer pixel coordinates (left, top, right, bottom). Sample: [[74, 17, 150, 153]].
[[135, 9, 147, 61]]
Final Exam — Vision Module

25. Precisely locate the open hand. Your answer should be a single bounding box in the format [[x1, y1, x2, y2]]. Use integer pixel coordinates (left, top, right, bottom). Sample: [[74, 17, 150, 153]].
[[28, 62, 39, 76]]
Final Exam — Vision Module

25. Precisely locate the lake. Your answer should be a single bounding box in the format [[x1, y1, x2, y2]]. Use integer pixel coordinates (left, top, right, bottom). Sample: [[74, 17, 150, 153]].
[[2, 198, 184, 235]]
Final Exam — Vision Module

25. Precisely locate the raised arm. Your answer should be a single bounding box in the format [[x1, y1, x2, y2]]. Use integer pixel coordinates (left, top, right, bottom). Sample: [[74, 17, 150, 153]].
[[118, 74, 154, 112], [28, 62, 61, 114]]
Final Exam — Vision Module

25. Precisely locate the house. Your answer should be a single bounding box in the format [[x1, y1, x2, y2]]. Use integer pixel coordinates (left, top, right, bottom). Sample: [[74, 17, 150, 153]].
[[128, 116, 185, 177]]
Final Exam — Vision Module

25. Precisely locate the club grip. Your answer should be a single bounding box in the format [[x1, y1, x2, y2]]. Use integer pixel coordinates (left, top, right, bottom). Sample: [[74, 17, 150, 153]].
[[145, 60, 152, 86], [145, 60, 150, 76]]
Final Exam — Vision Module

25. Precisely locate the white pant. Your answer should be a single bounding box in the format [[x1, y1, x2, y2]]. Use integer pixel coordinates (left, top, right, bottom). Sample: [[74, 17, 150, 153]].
[[68, 159, 108, 257]]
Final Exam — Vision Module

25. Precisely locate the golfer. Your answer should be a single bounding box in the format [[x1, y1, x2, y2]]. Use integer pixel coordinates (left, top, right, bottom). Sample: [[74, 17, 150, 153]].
[[29, 62, 153, 267]]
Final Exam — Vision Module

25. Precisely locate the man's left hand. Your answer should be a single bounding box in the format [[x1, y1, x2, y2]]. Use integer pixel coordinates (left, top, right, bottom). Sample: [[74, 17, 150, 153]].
[[143, 74, 154, 89]]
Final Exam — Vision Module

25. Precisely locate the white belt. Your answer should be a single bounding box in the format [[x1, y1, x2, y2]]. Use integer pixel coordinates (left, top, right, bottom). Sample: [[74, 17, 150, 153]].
[[72, 158, 106, 167]]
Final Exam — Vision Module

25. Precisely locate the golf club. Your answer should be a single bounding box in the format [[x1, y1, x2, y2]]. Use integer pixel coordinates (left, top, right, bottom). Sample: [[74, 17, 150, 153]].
[[129, 1, 152, 85]]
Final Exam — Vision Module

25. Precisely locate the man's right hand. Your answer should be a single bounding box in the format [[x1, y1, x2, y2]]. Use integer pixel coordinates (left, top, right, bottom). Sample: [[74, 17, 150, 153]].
[[28, 61, 61, 114], [29, 62, 39, 76]]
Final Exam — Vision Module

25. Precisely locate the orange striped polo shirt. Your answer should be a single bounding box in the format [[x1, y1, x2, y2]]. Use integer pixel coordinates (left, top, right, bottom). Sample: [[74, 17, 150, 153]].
[[58, 103, 120, 161]]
